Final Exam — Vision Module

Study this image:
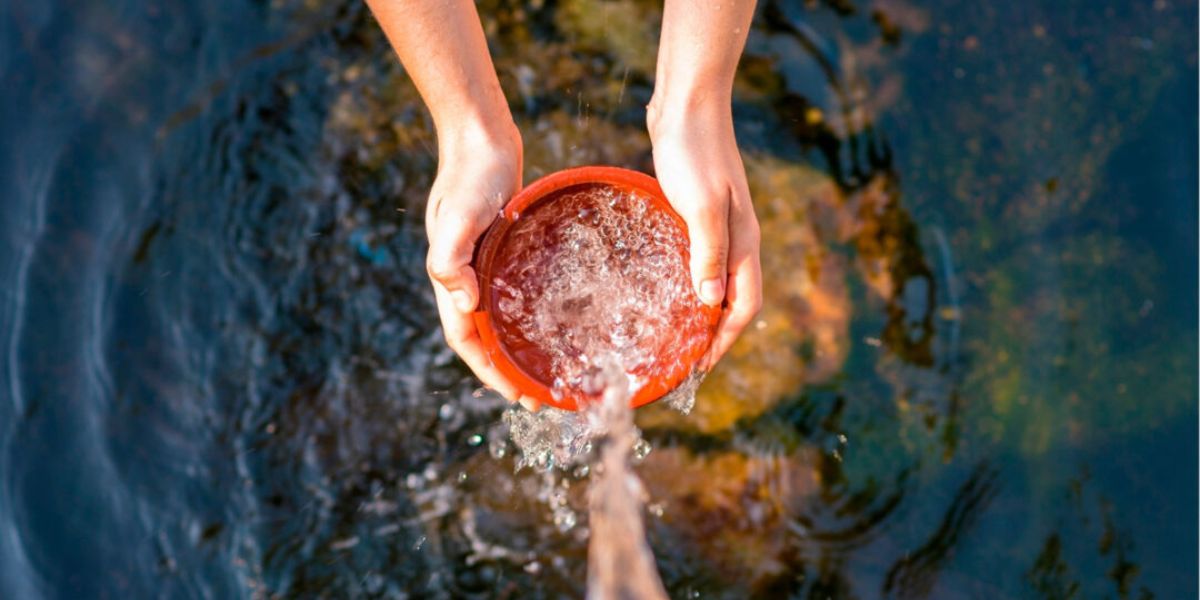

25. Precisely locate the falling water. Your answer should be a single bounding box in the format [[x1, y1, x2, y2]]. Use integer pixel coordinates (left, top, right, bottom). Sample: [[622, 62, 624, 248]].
[[584, 362, 668, 600], [501, 359, 681, 600]]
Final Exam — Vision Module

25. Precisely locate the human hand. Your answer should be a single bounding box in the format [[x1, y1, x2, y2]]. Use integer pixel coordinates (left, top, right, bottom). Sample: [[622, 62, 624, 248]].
[[425, 121, 536, 407], [648, 99, 763, 370]]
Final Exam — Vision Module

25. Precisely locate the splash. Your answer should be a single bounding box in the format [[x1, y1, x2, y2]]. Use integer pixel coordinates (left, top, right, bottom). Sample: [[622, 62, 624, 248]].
[[487, 185, 711, 401], [485, 182, 714, 597], [584, 362, 669, 600], [499, 361, 679, 599]]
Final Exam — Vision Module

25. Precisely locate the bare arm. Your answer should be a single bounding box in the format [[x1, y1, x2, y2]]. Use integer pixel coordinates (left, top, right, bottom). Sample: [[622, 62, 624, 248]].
[[367, 0, 531, 406], [367, 0, 514, 156], [650, 0, 761, 367], [653, 0, 757, 116]]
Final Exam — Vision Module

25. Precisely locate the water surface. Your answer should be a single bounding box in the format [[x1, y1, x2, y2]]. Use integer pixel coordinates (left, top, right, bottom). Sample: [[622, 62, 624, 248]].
[[1, 0, 1196, 597]]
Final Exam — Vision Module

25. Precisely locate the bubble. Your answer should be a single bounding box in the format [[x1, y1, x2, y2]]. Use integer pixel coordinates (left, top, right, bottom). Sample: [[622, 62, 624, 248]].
[[553, 508, 578, 532], [479, 186, 714, 569], [632, 439, 652, 462], [487, 186, 711, 401]]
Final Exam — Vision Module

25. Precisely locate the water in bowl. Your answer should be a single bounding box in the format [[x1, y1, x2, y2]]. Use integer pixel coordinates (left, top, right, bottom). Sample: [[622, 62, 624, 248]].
[[487, 183, 711, 402]]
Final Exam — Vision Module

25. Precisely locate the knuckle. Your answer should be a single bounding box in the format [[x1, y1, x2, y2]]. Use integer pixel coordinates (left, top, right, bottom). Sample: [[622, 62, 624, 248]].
[[701, 232, 730, 252], [694, 250, 727, 275], [426, 256, 458, 283], [732, 305, 758, 329], [694, 233, 730, 261], [732, 293, 763, 325], [710, 253, 730, 272], [747, 295, 764, 318], [696, 198, 730, 226], [746, 218, 762, 248], [677, 188, 726, 218]]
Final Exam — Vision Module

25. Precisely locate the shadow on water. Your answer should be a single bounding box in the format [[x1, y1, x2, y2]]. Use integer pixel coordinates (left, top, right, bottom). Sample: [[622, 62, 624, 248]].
[[0, 0, 1195, 598]]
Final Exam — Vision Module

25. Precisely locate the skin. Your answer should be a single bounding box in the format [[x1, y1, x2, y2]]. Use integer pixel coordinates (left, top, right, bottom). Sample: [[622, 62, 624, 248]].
[[366, 0, 761, 410]]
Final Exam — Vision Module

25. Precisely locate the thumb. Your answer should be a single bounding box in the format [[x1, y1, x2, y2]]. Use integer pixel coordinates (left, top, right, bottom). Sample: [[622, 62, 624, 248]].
[[426, 214, 486, 313], [680, 195, 731, 307]]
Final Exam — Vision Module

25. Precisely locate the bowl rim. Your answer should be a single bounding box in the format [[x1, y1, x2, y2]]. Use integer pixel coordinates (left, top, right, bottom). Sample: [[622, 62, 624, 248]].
[[471, 165, 721, 411]]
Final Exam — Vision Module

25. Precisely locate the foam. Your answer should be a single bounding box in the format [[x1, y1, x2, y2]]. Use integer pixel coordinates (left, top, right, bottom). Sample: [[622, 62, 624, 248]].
[[488, 185, 710, 401]]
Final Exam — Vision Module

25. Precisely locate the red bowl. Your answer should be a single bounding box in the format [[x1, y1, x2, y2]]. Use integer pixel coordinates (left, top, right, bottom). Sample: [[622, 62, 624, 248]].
[[472, 166, 720, 411]]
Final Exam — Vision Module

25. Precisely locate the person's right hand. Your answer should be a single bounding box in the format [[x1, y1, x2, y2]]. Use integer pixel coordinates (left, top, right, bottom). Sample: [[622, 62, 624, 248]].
[[424, 120, 535, 408]]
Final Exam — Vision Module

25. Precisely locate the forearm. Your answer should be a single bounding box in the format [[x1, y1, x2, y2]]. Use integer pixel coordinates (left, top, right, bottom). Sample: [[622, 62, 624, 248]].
[[366, 0, 515, 154], [650, 0, 756, 127]]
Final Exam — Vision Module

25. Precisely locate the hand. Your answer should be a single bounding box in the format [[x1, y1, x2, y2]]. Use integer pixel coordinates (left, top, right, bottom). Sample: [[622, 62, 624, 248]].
[[425, 121, 536, 408], [648, 100, 763, 370]]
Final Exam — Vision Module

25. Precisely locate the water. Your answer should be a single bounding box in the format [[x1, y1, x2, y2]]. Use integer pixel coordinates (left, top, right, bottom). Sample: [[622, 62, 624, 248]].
[[486, 177, 702, 599], [486, 184, 710, 401], [502, 360, 673, 599], [1, 0, 1196, 598], [585, 364, 667, 600]]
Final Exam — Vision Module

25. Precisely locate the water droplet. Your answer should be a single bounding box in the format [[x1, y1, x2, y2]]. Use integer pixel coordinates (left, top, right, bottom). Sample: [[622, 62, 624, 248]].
[[553, 508, 577, 532], [468, 434, 484, 446], [632, 439, 652, 461], [648, 502, 665, 517], [489, 436, 508, 459]]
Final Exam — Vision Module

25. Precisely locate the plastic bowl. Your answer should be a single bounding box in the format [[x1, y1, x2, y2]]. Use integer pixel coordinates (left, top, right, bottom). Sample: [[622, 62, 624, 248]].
[[472, 166, 720, 411]]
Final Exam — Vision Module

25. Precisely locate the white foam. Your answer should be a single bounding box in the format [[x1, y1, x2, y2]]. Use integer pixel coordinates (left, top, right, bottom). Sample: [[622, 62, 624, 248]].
[[489, 186, 709, 400]]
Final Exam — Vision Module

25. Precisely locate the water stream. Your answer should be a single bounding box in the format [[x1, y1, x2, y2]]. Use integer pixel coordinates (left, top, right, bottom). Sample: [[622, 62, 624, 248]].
[[501, 360, 677, 600]]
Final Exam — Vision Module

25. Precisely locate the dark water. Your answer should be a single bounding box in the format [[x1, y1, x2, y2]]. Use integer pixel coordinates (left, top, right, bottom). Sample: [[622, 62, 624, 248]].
[[1, 0, 1195, 597]]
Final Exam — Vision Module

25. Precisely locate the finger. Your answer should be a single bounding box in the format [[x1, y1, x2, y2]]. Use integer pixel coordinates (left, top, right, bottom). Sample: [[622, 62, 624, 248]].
[[432, 283, 521, 402], [426, 205, 495, 313], [704, 204, 762, 368], [705, 254, 762, 368], [518, 395, 541, 412], [666, 182, 731, 307]]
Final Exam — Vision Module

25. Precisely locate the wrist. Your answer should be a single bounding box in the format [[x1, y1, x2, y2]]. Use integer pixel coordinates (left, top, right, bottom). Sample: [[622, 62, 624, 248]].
[[436, 112, 521, 164], [647, 85, 733, 142]]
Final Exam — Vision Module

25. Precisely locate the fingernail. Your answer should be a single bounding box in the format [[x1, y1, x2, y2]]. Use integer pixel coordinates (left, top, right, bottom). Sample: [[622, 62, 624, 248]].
[[699, 278, 725, 306], [451, 290, 474, 312], [518, 396, 540, 412]]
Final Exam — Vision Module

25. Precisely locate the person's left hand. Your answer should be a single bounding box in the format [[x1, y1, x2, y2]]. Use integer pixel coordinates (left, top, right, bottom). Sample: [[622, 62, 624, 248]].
[[648, 99, 762, 370]]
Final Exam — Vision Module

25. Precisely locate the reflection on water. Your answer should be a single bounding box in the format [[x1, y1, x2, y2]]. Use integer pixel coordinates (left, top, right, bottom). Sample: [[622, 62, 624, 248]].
[[0, 0, 1195, 598]]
